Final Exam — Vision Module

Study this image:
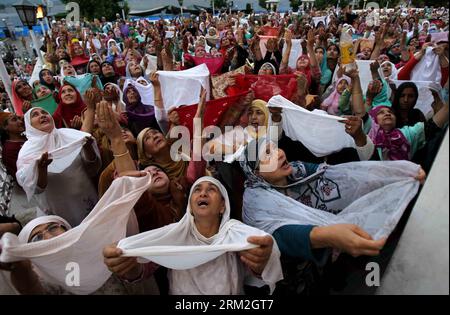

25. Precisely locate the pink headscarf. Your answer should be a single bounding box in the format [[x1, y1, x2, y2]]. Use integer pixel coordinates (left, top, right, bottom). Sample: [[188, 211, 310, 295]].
[[321, 76, 351, 116]]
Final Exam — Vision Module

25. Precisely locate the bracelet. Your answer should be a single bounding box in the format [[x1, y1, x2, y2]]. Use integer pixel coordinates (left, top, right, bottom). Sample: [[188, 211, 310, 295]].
[[113, 150, 129, 158]]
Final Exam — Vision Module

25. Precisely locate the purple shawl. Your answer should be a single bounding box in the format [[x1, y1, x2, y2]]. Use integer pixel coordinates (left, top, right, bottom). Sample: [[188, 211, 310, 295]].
[[368, 106, 411, 161]]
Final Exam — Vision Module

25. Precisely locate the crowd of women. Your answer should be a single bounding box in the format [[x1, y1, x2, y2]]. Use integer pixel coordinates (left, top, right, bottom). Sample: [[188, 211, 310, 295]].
[[0, 4, 448, 295]]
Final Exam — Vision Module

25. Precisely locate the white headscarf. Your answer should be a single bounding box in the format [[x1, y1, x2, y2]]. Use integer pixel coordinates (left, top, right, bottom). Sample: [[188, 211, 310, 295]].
[[118, 176, 283, 294], [16, 107, 90, 200], [18, 215, 72, 244], [123, 77, 154, 106], [0, 175, 151, 294], [381, 61, 399, 80], [240, 147, 421, 241]]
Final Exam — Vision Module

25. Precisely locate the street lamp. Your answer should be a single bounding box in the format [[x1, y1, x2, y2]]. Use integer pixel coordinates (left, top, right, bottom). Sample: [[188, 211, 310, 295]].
[[118, 1, 126, 20], [36, 4, 47, 36], [13, 0, 45, 65]]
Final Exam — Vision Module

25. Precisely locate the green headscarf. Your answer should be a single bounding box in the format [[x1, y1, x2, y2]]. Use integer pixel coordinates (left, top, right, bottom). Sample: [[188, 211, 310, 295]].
[[31, 85, 58, 115]]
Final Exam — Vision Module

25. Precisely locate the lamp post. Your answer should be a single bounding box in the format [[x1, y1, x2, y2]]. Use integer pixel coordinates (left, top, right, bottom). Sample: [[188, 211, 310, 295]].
[[13, 0, 44, 65], [178, 0, 184, 18], [118, 1, 126, 21]]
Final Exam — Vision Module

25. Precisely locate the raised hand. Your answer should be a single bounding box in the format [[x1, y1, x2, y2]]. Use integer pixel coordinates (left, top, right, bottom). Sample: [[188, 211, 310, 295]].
[[70, 115, 82, 130], [195, 87, 208, 118], [369, 60, 380, 73], [96, 100, 122, 140], [84, 87, 103, 110], [22, 101, 31, 114], [340, 115, 366, 146], [38, 152, 53, 170], [149, 71, 160, 87]]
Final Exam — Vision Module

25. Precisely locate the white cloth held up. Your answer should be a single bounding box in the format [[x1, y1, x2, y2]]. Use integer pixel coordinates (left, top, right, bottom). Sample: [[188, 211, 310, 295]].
[[0, 175, 152, 294], [118, 176, 283, 294], [268, 95, 356, 157]]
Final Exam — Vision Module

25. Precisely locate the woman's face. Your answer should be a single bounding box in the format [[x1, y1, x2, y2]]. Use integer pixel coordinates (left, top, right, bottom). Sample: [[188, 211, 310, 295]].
[[190, 181, 225, 223], [63, 63, 76, 76], [60, 85, 78, 105], [361, 47, 372, 59], [5, 115, 25, 135], [247, 106, 267, 130], [258, 64, 274, 75], [257, 144, 293, 184], [296, 56, 309, 69], [30, 108, 54, 133], [73, 44, 84, 56], [376, 107, 396, 131], [381, 62, 392, 77], [195, 46, 207, 58], [221, 37, 230, 47], [41, 70, 54, 84], [102, 63, 115, 76], [35, 85, 52, 98], [143, 128, 168, 156], [337, 79, 349, 94], [15, 81, 33, 99], [89, 62, 101, 74], [399, 87, 417, 110], [126, 87, 139, 104], [409, 38, 419, 49], [121, 128, 135, 144], [56, 48, 67, 59], [315, 48, 324, 65], [144, 165, 170, 194], [114, 58, 126, 69], [327, 45, 339, 59], [147, 43, 156, 54], [29, 222, 67, 242], [128, 62, 143, 77], [208, 28, 216, 36]]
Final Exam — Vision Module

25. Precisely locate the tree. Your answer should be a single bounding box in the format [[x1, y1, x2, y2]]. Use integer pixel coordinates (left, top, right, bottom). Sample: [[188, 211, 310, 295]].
[[290, 0, 300, 11], [60, 0, 128, 21]]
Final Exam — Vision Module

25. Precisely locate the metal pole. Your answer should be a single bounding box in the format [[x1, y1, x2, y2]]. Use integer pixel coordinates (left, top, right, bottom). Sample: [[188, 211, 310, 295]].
[[0, 56, 15, 113], [212, 0, 215, 16], [39, 20, 45, 36], [29, 29, 44, 65], [122, 8, 125, 20]]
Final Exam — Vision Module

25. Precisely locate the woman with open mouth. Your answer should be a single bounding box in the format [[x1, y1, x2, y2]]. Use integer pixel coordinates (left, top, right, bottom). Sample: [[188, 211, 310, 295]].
[[15, 107, 101, 227], [103, 176, 283, 295]]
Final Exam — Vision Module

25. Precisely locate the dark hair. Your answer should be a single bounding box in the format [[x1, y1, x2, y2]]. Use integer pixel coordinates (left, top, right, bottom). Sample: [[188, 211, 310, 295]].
[[392, 82, 425, 128], [326, 43, 340, 55]]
